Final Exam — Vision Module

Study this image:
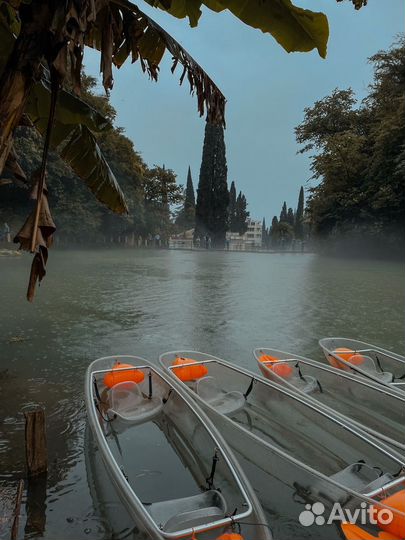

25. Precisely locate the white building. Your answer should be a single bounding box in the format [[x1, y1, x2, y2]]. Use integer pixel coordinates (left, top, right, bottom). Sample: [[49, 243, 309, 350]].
[[226, 218, 262, 250]]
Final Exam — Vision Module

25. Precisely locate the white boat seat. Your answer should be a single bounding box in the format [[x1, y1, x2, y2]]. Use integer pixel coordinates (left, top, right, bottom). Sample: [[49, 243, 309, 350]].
[[290, 374, 319, 394], [147, 490, 227, 533], [312, 462, 384, 503], [108, 381, 162, 425], [356, 356, 393, 383], [196, 376, 245, 416]]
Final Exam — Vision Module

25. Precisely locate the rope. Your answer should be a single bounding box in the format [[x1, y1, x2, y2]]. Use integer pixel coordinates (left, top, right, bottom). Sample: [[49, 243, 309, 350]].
[[243, 378, 255, 400]]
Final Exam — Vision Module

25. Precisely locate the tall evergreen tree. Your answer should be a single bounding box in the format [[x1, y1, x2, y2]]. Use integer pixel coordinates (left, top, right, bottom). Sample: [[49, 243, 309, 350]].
[[176, 166, 195, 230], [262, 217, 267, 247], [270, 216, 279, 248], [295, 186, 305, 239], [287, 207, 295, 226], [228, 180, 237, 232], [195, 122, 229, 247], [235, 191, 249, 234], [280, 201, 288, 222]]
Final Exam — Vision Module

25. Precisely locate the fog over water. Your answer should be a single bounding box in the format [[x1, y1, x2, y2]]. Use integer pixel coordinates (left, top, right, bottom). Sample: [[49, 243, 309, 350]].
[[1, 249, 404, 539]]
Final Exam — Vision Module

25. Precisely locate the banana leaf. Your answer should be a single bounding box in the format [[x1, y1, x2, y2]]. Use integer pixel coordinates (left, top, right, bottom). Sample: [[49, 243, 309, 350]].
[[0, 0, 128, 214], [59, 124, 128, 214], [85, 0, 226, 126], [144, 0, 329, 58]]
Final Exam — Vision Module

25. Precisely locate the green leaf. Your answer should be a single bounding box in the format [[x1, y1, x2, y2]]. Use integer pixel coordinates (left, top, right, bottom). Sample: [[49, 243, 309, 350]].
[[60, 125, 128, 214], [144, 0, 329, 58], [0, 4, 128, 215]]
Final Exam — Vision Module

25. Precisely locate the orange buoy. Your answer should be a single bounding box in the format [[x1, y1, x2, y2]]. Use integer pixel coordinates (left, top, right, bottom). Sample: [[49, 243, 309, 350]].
[[216, 534, 244, 540], [271, 362, 293, 378], [340, 522, 399, 539], [172, 357, 208, 382], [347, 353, 365, 366], [104, 362, 145, 388], [333, 348, 365, 367], [374, 489, 405, 539], [335, 347, 356, 361], [259, 354, 279, 363]]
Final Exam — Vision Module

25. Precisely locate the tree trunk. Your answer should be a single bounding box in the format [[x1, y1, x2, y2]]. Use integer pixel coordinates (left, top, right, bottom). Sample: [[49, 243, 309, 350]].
[[0, 1, 50, 175]]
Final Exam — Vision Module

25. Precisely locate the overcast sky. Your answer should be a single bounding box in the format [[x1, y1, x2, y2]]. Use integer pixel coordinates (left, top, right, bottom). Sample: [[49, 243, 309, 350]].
[[84, 1, 404, 222]]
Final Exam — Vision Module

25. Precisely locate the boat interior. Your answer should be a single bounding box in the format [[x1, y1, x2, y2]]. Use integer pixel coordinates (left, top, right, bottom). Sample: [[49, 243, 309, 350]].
[[321, 338, 405, 391], [160, 352, 405, 515], [90, 358, 253, 538], [255, 350, 405, 448]]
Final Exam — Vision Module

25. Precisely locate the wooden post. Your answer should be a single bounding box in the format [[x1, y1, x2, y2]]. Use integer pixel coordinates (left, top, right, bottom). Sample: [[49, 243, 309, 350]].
[[24, 407, 47, 477], [10, 479, 24, 540]]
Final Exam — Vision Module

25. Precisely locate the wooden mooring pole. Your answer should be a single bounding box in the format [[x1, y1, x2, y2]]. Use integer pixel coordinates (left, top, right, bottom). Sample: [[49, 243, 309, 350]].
[[23, 406, 47, 537], [24, 407, 47, 477], [10, 479, 24, 540]]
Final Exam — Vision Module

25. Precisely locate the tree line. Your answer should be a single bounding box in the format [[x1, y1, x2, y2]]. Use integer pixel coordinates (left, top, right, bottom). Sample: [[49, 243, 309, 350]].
[[295, 38, 405, 257], [262, 186, 306, 249], [0, 75, 183, 245]]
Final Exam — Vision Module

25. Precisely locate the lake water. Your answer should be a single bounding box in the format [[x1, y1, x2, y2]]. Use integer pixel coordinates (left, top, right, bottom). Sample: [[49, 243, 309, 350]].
[[1, 249, 404, 539]]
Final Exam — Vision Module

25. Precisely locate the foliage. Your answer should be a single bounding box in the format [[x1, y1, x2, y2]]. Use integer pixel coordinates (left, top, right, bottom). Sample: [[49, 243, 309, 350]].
[[143, 165, 183, 240], [228, 181, 237, 232], [147, 0, 330, 58], [234, 191, 249, 235], [295, 38, 405, 251], [227, 180, 248, 234], [176, 166, 195, 230], [279, 201, 288, 223], [0, 76, 183, 243], [294, 186, 304, 239], [195, 121, 229, 247]]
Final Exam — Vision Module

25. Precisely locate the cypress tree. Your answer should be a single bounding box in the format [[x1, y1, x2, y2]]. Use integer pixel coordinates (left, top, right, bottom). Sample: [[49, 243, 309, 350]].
[[280, 201, 288, 222], [287, 207, 295, 226], [262, 217, 267, 247], [295, 186, 305, 239], [195, 122, 229, 247], [235, 191, 249, 234], [177, 166, 195, 229], [270, 215, 279, 248], [228, 181, 237, 232]]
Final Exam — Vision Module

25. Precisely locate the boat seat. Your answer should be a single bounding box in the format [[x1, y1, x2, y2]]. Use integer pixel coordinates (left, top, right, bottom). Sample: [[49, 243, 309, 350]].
[[196, 376, 245, 416], [312, 462, 385, 504], [108, 381, 162, 425], [351, 355, 393, 383], [147, 490, 226, 534], [290, 374, 319, 394]]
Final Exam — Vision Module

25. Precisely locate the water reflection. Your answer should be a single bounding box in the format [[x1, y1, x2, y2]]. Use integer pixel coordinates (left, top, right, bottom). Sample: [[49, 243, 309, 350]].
[[0, 249, 404, 539]]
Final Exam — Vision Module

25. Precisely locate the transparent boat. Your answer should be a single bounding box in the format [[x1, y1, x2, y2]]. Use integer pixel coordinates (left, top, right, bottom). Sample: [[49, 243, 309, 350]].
[[159, 351, 405, 540], [85, 355, 272, 540], [253, 347, 405, 455], [319, 338, 405, 393]]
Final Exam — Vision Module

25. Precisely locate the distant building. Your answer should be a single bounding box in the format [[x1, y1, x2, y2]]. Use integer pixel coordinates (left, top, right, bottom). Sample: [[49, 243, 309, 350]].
[[169, 228, 194, 249], [226, 219, 262, 250], [170, 218, 263, 250]]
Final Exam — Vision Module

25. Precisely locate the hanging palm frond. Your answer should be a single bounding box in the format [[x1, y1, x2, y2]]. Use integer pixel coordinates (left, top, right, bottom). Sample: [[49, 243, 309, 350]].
[[81, 0, 226, 126], [144, 0, 330, 58]]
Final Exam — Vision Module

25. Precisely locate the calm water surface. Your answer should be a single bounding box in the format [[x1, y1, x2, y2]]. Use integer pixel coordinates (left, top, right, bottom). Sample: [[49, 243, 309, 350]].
[[1, 249, 404, 539]]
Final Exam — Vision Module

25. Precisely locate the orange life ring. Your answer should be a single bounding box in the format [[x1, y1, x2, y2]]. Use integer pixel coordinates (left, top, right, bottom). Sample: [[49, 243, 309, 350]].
[[104, 362, 145, 388], [216, 534, 244, 540], [172, 357, 208, 382]]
